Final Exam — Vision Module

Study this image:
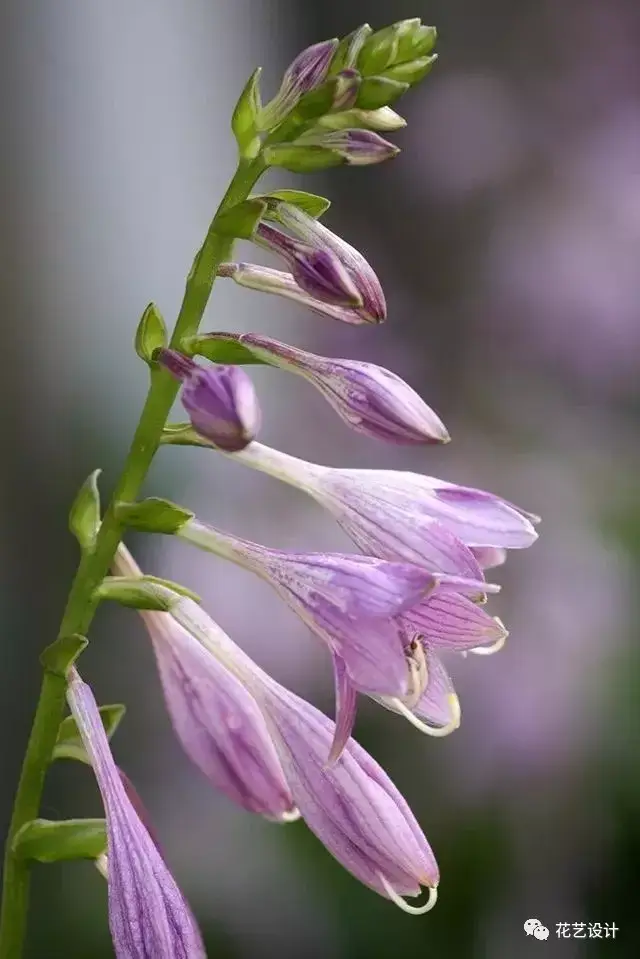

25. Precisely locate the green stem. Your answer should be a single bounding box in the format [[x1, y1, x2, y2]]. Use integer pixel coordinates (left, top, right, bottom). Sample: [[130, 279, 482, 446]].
[[0, 156, 265, 959]]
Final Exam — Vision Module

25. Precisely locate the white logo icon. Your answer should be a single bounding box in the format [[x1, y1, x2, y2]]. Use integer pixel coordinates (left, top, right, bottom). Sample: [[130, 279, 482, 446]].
[[524, 919, 550, 940]]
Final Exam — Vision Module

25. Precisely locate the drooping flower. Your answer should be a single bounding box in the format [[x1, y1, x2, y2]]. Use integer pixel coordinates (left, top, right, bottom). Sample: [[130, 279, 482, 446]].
[[160, 605, 440, 914], [157, 349, 260, 452], [289, 128, 400, 166], [176, 517, 441, 700], [112, 544, 297, 822], [66, 671, 206, 959], [196, 332, 449, 445], [176, 517, 490, 757]]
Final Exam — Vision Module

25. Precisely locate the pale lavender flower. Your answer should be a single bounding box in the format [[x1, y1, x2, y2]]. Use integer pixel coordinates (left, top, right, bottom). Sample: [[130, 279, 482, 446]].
[[162, 612, 440, 913], [177, 517, 440, 700], [158, 349, 260, 452], [294, 128, 400, 165], [113, 545, 297, 822], [66, 672, 206, 959], [200, 332, 449, 444], [259, 39, 338, 130], [176, 517, 489, 757], [255, 223, 363, 308], [258, 680, 439, 913]]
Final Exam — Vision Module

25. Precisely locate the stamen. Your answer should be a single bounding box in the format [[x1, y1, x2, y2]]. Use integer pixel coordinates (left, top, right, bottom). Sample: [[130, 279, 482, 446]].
[[378, 874, 438, 915], [403, 637, 428, 709], [278, 807, 302, 824], [468, 619, 508, 655], [390, 693, 461, 737]]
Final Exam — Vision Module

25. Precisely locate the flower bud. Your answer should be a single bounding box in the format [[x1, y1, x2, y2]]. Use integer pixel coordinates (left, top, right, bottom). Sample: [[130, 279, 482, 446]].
[[294, 128, 400, 166], [317, 105, 407, 132], [259, 39, 338, 130], [255, 223, 363, 307], [206, 333, 449, 445], [158, 349, 260, 452]]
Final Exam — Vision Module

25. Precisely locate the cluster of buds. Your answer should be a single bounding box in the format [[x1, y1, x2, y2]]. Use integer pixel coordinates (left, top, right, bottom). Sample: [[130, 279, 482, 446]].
[[46, 22, 540, 958]]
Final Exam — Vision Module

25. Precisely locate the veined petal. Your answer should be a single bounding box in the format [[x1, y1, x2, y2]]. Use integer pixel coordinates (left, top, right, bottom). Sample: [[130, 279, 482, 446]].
[[328, 654, 358, 763], [67, 674, 205, 959], [402, 592, 508, 651], [470, 546, 508, 570], [114, 545, 295, 821], [260, 679, 439, 902]]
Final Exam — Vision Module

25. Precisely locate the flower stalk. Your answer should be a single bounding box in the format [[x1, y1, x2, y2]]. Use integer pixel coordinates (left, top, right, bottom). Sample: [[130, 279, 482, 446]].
[[0, 156, 265, 959]]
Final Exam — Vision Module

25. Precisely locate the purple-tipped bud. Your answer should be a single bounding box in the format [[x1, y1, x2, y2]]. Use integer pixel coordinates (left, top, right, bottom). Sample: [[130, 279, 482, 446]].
[[259, 39, 338, 130], [258, 680, 439, 912], [113, 545, 297, 822], [256, 223, 363, 307], [158, 349, 260, 452], [210, 333, 449, 445], [295, 128, 400, 166], [265, 201, 386, 322], [67, 673, 206, 959]]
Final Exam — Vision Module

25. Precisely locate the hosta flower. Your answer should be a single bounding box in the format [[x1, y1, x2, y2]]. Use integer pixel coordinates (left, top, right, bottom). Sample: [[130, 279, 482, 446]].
[[177, 518, 440, 699], [112, 545, 297, 821], [221, 442, 537, 581], [176, 518, 490, 757], [197, 332, 450, 445], [161, 605, 440, 914], [290, 128, 400, 166], [66, 672, 205, 959], [157, 349, 260, 452]]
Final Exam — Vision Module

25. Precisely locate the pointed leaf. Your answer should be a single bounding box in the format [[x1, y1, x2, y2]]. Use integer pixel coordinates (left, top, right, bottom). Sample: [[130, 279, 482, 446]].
[[95, 577, 179, 611], [188, 334, 266, 366], [382, 56, 437, 86], [13, 818, 107, 862], [259, 189, 331, 219], [40, 635, 88, 676], [214, 198, 267, 240], [232, 67, 262, 159], [160, 425, 211, 448], [115, 497, 194, 534], [135, 303, 167, 365], [264, 144, 344, 173], [69, 470, 101, 551], [357, 25, 400, 76], [54, 703, 126, 764]]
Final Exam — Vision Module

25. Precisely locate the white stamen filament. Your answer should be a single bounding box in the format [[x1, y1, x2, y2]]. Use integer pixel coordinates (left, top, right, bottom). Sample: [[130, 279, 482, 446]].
[[379, 874, 438, 915], [390, 693, 461, 738]]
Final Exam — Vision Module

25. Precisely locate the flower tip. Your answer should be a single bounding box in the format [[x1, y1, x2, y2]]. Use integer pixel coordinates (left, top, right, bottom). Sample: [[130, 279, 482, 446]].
[[272, 807, 302, 824]]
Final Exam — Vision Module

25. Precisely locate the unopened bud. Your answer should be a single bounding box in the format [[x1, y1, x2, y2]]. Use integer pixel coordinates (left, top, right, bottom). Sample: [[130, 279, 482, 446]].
[[157, 349, 260, 452]]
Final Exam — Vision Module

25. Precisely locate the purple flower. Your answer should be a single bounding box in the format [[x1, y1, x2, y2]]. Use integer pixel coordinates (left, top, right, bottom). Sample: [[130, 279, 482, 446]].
[[259, 39, 338, 130], [158, 349, 260, 452], [66, 672, 206, 959], [202, 332, 449, 445], [373, 643, 462, 737], [154, 619, 440, 913], [257, 677, 439, 912], [114, 541, 296, 821], [177, 518, 439, 701], [255, 223, 363, 308], [294, 128, 400, 166]]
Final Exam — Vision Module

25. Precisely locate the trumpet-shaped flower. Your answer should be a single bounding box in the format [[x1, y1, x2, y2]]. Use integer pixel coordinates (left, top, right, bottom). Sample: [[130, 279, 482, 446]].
[[66, 672, 206, 959], [113, 545, 296, 822], [163, 604, 440, 914]]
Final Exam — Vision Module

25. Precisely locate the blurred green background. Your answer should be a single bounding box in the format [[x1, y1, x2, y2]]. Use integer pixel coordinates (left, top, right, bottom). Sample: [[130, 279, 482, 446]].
[[1, 1, 639, 956]]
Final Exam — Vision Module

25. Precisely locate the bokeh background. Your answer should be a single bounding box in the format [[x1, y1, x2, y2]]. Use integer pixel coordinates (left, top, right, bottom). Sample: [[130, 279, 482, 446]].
[[1, 1, 639, 956]]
